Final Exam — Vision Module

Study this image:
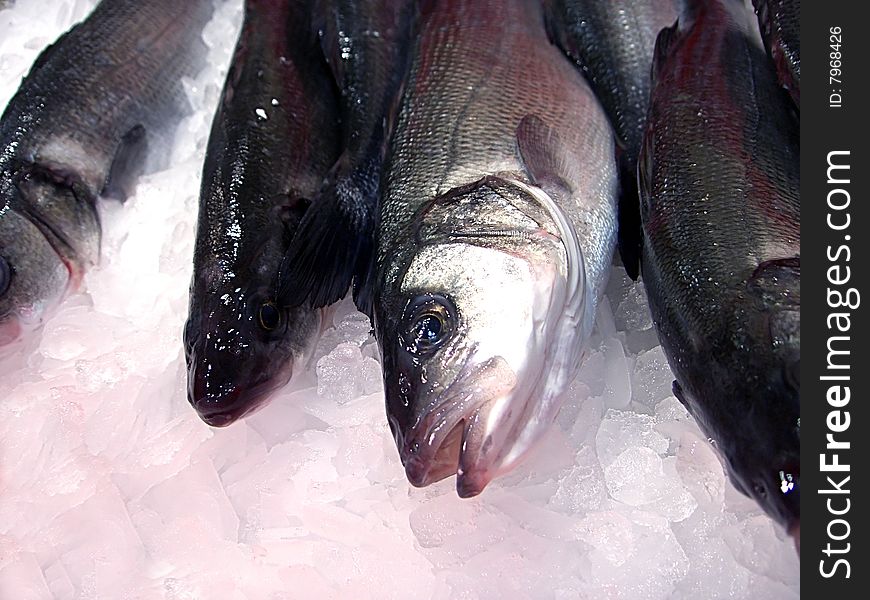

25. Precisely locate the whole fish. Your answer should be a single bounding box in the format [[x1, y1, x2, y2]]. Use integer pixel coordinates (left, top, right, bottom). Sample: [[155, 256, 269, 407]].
[[753, 0, 800, 106], [372, 0, 618, 497], [0, 0, 213, 347], [639, 0, 800, 547], [183, 0, 341, 427], [544, 0, 678, 278], [278, 0, 417, 309]]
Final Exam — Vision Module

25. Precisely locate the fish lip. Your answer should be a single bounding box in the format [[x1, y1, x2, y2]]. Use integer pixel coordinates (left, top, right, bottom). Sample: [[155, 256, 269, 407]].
[[403, 416, 469, 488]]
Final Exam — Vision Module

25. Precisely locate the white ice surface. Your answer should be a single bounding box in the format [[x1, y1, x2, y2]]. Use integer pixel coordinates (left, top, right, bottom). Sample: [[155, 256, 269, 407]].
[[0, 1, 799, 598]]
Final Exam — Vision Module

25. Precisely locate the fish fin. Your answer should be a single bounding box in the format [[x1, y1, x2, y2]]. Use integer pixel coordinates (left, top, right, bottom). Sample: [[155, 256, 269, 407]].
[[351, 244, 377, 319], [651, 21, 679, 90], [747, 257, 800, 309], [515, 114, 578, 202], [101, 125, 148, 202], [278, 154, 378, 309]]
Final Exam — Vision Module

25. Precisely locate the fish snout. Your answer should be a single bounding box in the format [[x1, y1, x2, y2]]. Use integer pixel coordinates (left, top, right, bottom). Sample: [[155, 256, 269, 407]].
[[186, 342, 295, 427], [187, 363, 245, 427], [402, 418, 466, 488]]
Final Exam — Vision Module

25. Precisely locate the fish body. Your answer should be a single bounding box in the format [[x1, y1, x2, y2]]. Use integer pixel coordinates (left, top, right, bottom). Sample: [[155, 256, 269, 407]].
[[184, 0, 341, 426], [544, 0, 678, 277], [639, 0, 800, 542], [753, 0, 800, 105], [0, 0, 213, 347], [374, 0, 617, 497], [279, 0, 417, 310]]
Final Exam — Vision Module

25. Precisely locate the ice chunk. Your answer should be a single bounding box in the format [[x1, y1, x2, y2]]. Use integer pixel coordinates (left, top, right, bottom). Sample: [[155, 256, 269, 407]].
[[549, 447, 607, 513], [0, 549, 53, 600], [601, 337, 632, 409], [615, 279, 654, 331], [586, 510, 689, 600], [632, 346, 676, 407], [676, 431, 727, 508], [605, 446, 664, 506], [316, 342, 382, 403], [596, 408, 669, 469]]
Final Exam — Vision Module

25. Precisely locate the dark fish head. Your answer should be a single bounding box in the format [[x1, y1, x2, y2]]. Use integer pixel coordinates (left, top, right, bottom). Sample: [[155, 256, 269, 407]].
[[184, 273, 320, 427], [719, 368, 800, 549], [376, 176, 589, 497], [676, 258, 800, 546], [0, 197, 70, 348]]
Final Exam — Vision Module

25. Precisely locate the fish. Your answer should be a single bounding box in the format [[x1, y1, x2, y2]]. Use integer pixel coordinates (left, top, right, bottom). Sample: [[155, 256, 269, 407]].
[[278, 0, 417, 310], [371, 0, 618, 497], [753, 0, 800, 106], [0, 0, 214, 348], [543, 0, 678, 279], [183, 0, 341, 427], [639, 0, 800, 548]]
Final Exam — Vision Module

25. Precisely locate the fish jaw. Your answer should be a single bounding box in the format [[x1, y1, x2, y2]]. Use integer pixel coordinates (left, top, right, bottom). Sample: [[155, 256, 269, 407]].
[[380, 180, 589, 495]]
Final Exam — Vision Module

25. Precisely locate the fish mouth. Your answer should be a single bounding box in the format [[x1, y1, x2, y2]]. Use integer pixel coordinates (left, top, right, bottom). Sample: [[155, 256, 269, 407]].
[[187, 357, 294, 427], [397, 356, 520, 497], [401, 405, 499, 496], [399, 395, 525, 498], [403, 417, 467, 488]]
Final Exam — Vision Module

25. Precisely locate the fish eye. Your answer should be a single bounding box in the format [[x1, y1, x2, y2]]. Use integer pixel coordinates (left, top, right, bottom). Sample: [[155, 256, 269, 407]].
[[401, 294, 456, 357], [0, 256, 9, 296], [258, 301, 281, 331]]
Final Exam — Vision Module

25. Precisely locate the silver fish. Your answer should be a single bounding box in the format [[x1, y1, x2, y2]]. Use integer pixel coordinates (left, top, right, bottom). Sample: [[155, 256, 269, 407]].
[[371, 0, 618, 497], [0, 0, 213, 347]]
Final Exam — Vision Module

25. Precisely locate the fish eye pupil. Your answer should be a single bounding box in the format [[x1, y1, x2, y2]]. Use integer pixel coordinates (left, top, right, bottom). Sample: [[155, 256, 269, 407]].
[[0, 256, 9, 296], [415, 314, 442, 343], [258, 302, 280, 331]]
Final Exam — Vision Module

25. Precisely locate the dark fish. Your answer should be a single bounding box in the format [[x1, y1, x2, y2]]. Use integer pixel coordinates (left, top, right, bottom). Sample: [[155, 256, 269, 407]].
[[544, 0, 678, 278], [373, 0, 617, 497], [753, 0, 799, 106], [183, 0, 341, 427], [278, 0, 417, 310], [0, 0, 214, 347], [639, 0, 800, 547]]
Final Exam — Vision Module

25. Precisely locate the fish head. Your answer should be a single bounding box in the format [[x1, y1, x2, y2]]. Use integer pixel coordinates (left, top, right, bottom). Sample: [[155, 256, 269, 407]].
[[719, 369, 800, 551], [0, 191, 70, 348], [184, 259, 320, 427], [376, 176, 589, 497], [678, 259, 801, 548]]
